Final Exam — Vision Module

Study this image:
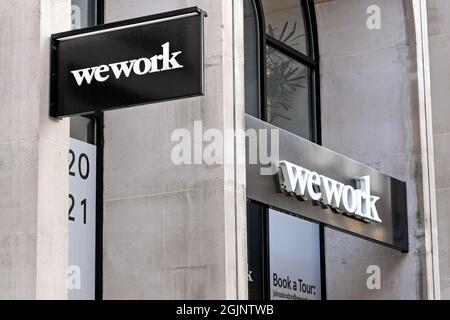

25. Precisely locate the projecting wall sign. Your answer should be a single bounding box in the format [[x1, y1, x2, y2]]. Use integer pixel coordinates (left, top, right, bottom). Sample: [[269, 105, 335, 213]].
[[246, 115, 409, 252], [50, 7, 206, 118]]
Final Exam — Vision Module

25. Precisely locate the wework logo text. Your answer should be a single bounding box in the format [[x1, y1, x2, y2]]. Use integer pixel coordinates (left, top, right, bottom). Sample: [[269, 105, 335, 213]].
[[70, 42, 183, 86]]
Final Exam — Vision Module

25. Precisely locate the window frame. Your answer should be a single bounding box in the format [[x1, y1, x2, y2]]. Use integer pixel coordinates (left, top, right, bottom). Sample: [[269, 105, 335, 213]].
[[245, 0, 326, 301], [93, 0, 104, 301], [254, 0, 321, 144], [71, 112, 104, 300], [247, 200, 327, 300], [69, 0, 105, 301]]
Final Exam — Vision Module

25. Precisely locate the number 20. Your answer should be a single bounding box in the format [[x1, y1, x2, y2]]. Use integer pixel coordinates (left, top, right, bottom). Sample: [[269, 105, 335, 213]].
[[69, 149, 90, 180]]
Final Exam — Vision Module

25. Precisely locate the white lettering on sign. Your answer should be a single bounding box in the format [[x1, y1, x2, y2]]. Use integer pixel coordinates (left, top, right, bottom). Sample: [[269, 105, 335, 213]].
[[277, 160, 382, 223], [70, 42, 183, 86]]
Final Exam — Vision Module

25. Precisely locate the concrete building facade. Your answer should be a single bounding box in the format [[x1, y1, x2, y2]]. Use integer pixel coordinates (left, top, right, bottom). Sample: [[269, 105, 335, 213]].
[[0, 0, 449, 300]]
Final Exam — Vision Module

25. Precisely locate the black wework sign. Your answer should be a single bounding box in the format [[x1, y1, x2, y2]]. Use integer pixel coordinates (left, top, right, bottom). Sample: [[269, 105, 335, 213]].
[[246, 115, 409, 252], [50, 7, 206, 118]]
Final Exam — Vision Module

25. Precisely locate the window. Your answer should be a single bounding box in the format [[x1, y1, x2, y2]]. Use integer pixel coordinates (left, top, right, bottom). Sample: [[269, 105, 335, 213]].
[[72, 0, 102, 29], [247, 201, 326, 300], [69, 0, 104, 301], [268, 208, 322, 300], [68, 118, 97, 300], [244, 0, 325, 301], [244, 0, 320, 143], [70, 116, 96, 144]]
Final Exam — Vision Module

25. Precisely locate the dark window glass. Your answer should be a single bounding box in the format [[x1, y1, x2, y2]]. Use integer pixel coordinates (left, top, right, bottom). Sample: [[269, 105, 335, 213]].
[[244, 0, 261, 118], [247, 201, 265, 300], [261, 0, 309, 55], [72, 0, 98, 29], [266, 46, 310, 139], [70, 116, 96, 145], [244, 0, 319, 142]]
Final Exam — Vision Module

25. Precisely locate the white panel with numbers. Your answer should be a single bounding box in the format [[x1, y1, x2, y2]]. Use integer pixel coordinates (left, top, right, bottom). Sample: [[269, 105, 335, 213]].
[[68, 138, 96, 300]]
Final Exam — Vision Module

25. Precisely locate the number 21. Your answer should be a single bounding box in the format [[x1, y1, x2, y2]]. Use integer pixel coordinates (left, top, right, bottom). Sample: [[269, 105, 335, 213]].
[[68, 194, 87, 224]]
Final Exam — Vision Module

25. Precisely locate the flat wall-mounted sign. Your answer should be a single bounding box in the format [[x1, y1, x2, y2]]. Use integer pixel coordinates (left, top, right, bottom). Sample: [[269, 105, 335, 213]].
[[269, 209, 321, 300], [50, 7, 206, 118], [68, 138, 96, 300], [246, 115, 409, 252]]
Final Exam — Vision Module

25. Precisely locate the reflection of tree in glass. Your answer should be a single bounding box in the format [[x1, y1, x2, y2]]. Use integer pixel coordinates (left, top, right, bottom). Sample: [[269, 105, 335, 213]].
[[266, 21, 306, 123]]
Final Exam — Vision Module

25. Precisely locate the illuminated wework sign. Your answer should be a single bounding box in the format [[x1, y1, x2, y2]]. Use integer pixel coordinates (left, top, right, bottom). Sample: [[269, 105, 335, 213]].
[[277, 160, 382, 223], [50, 7, 206, 118], [246, 115, 409, 252]]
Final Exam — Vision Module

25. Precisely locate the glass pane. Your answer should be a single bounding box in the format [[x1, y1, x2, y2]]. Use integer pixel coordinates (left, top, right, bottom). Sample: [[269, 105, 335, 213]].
[[247, 201, 264, 300], [266, 45, 311, 140], [68, 137, 97, 300], [269, 208, 322, 300], [244, 0, 261, 118], [262, 0, 309, 55], [70, 116, 96, 145], [72, 0, 97, 29], [69, 0, 99, 302]]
